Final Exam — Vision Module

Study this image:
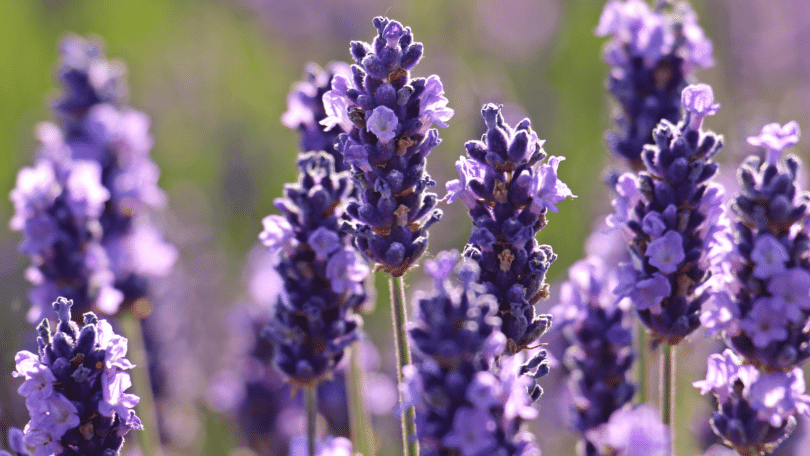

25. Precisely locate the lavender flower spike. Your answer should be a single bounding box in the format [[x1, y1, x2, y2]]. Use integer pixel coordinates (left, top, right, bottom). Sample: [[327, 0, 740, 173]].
[[324, 17, 453, 276], [610, 83, 725, 344], [282, 62, 352, 171], [11, 297, 142, 456], [705, 121, 810, 370], [694, 349, 810, 454], [260, 151, 368, 385], [446, 103, 574, 354], [553, 257, 636, 455], [597, 0, 714, 167], [403, 251, 545, 455], [10, 34, 175, 320]]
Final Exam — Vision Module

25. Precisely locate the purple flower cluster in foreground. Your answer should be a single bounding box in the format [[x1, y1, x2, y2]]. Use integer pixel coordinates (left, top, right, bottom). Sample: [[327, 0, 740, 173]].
[[610, 83, 724, 344], [554, 256, 636, 455], [324, 16, 453, 276], [596, 0, 714, 167], [9, 35, 175, 322], [11, 298, 142, 456], [260, 151, 368, 385], [446, 104, 574, 355], [403, 251, 545, 456], [694, 349, 810, 454], [704, 122, 810, 371]]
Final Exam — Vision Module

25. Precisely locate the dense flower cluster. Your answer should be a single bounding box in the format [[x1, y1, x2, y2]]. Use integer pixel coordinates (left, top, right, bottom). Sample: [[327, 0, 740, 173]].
[[9, 35, 175, 322], [702, 121, 810, 371], [446, 103, 574, 354], [260, 151, 368, 385], [283, 62, 352, 171], [403, 251, 546, 455], [694, 349, 810, 454], [554, 256, 636, 455], [610, 83, 725, 344], [596, 0, 714, 167], [11, 297, 142, 456], [323, 16, 453, 276]]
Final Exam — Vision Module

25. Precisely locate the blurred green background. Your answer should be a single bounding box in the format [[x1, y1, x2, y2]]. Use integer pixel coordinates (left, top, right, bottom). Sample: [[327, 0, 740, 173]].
[[1, 0, 809, 455]]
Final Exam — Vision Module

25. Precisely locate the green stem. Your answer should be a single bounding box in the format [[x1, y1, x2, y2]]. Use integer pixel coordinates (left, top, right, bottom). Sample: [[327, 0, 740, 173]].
[[120, 314, 162, 456], [307, 385, 317, 456], [349, 347, 374, 456], [661, 343, 674, 456], [390, 275, 418, 456], [637, 322, 648, 404]]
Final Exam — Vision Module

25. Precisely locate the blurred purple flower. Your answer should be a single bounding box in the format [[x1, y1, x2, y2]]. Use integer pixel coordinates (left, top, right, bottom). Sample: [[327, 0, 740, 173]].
[[747, 121, 801, 165]]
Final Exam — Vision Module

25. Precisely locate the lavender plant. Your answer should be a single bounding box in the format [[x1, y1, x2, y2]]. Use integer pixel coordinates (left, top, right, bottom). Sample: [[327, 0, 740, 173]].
[[283, 62, 352, 172], [702, 121, 810, 372], [596, 0, 714, 168], [554, 257, 636, 456], [259, 150, 368, 385], [403, 250, 545, 456], [694, 349, 810, 454], [9, 35, 175, 321], [610, 83, 724, 345], [323, 16, 452, 276], [445, 103, 574, 355], [10, 297, 142, 455]]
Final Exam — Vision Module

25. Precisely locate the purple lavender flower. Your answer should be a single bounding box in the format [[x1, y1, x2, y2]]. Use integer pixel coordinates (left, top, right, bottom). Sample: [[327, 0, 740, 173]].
[[694, 349, 810, 454], [553, 257, 636, 455], [11, 297, 142, 455], [0, 428, 26, 456], [446, 103, 574, 354], [747, 121, 801, 166], [323, 16, 452, 276], [610, 83, 725, 344], [705, 121, 810, 370], [260, 151, 368, 385], [282, 62, 353, 171], [585, 404, 671, 456], [597, 0, 714, 167], [403, 251, 544, 455], [10, 34, 175, 320]]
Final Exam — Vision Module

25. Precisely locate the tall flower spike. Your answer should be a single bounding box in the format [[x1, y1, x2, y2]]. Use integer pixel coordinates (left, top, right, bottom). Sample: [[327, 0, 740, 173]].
[[11, 297, 142, 456], [596, 0, 714, 167], [9, 35, 176, 321], [404, 251, 545, 455], [610, 83, 724, 344], [323, 17, 453, 276], [704, 121, 810, 370], [283, 62, 353, 171], [446, 103, 574, 354], [260, 151, 368, 385], [553, 257, 636, 455], [694, 349, 810, 454]]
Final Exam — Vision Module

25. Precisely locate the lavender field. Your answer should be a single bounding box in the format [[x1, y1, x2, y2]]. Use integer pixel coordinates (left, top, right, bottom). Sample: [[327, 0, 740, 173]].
[[1, 1, 810, 455]]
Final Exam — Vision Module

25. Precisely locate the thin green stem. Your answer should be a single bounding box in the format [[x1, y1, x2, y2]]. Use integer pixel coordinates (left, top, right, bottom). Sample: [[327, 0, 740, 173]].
[[307, 385, 317, 456], [661, 343, 674, 456], [637, 322, 648, 404], [120, 314, 162, 456], [390, 275, 418, 456], [349, 347, 374, 456]]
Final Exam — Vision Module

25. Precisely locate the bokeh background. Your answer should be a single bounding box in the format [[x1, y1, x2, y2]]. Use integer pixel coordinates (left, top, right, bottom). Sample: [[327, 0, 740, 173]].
[[1, 0, 809, 455]]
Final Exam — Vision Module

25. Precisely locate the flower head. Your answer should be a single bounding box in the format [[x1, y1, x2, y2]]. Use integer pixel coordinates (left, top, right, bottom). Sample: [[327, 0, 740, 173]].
[[12, 298, 141, 455], [747, 121, 801, 165]]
